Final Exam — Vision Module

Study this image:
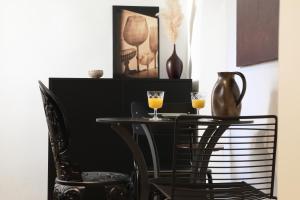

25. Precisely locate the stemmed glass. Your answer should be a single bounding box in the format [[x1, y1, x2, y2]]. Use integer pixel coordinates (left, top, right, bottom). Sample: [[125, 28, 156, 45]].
[[191, 92, 205, 115], [147, 91, 164, 120]]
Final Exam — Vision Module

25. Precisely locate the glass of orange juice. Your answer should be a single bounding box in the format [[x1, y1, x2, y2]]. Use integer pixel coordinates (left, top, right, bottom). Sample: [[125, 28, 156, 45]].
[[191, 92, 205, 115], [147, 91, 164, 120]]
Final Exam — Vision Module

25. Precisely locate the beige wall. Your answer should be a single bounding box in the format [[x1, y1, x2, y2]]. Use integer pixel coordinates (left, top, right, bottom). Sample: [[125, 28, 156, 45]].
[[278, 0, 300, 199]]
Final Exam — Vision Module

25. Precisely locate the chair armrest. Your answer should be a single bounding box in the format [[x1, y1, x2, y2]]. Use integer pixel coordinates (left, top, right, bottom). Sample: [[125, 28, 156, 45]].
[[176, 144, 224, 151]]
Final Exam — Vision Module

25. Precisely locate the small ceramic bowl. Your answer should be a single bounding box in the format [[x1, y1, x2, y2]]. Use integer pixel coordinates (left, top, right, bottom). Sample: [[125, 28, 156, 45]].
[[88, 69, 103, 79]]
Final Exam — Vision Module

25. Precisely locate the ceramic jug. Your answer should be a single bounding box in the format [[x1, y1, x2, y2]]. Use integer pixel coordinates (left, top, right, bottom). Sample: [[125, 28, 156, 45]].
[[211, 72, 246, 117]]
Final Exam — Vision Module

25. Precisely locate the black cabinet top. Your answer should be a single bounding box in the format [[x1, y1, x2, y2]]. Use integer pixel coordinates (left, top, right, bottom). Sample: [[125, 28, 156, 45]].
[[49, 78, 192, 82]]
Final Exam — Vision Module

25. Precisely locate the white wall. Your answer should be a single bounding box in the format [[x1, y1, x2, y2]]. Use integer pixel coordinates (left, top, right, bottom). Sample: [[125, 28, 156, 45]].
[[0, 0, 189, 199], [278, 0, 300, 199], [191, 0, 278, 116]]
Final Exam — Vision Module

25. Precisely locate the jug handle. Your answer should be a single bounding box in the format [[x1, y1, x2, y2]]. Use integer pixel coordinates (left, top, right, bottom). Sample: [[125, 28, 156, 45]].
[[234, 72, 247, 106]]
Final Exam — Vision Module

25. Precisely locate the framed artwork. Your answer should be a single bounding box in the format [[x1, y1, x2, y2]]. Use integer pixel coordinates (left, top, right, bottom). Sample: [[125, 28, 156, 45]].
[[237, 0, 279, 66], [113, 6, 159, 79]]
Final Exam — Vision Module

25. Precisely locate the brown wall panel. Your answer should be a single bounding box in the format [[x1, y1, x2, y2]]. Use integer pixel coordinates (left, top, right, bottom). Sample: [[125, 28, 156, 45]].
[[237, 0, 279, 66]]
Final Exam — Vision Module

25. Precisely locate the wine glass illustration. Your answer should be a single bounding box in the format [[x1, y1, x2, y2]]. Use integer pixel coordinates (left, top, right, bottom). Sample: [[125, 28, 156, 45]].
[[123, 16, 149, 72], [149, 26, 158, 69], [139, 52, 155, 71]]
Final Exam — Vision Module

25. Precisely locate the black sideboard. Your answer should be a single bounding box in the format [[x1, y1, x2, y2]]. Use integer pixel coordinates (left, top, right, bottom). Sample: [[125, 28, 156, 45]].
[[48, 78, 192, 199]]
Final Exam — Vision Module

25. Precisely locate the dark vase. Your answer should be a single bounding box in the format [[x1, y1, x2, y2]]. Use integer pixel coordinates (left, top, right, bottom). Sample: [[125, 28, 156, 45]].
[[211, 72, 247, 117], [166, 44, 183, 79]]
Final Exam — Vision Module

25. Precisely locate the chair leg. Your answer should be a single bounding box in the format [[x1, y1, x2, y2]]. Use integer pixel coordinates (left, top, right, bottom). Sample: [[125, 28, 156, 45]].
[[149, 185, 160, 200], [206, 170, 213, 184], [206, 170, 214, 200], [105, 184, 130, 200], [130, 168, 139, 200], [53, 183, 85, 200]]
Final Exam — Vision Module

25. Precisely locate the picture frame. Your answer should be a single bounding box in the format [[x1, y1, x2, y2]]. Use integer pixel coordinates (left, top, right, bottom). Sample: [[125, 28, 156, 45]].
[[113, 6, 159, 79], [237, 0, 279, 66]]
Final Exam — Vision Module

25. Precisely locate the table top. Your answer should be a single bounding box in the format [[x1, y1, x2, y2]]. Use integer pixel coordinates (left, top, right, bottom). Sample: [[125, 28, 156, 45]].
[[96, 115, 253, 126], [96, 117, 174, 124]]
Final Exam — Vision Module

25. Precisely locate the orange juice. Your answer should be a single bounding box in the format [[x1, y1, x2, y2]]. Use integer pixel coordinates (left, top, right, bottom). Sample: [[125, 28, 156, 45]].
[[148, 98, 163, 109], [192, 99, 205, 109]]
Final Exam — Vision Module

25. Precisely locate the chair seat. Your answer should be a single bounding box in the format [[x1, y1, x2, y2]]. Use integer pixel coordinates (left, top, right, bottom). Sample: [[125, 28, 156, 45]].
[[56, 171, 130, 186], [82, 172, 130, 183], [151, 178, 269, 200]]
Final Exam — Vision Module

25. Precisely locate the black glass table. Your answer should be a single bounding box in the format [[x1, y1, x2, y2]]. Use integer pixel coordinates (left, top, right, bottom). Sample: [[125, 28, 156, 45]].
[[96, 116, 253, 200], [96, 117, 174, 200]]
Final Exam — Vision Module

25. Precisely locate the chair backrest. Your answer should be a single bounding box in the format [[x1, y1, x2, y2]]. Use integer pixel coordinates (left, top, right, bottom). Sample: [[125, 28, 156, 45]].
[[171, 115, 277, 199], [131, 101, 195, 136], [160, 102, 194, 114], [39, 81, 82, 181], [131, 101, 151, 136], [131, 102, 195, 170]]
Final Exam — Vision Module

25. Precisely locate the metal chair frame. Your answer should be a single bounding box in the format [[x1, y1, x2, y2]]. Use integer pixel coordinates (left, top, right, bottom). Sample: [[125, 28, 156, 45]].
[[151, 115, 277, 200]]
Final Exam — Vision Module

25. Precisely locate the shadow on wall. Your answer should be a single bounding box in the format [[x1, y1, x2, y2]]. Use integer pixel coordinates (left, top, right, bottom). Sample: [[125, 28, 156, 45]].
[[268, 89, 278, 115], [269, 89, 278, 196]]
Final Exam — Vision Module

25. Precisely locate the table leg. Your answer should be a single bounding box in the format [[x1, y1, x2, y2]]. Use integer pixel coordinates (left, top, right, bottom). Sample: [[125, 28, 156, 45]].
[[111, 124, 149, 200], [192, 125, 217, 179], [140, 124, 160, 178], [199, 125, 230, 182]]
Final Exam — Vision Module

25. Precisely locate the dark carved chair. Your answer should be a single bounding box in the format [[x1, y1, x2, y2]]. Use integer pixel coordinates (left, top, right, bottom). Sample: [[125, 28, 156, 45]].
[[39, 81, 132, 200], [150, 115, 278, 200]]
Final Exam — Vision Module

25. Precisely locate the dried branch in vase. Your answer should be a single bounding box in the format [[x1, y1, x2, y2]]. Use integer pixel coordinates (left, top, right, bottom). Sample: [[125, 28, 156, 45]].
[[160, 0, 184, 44]]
